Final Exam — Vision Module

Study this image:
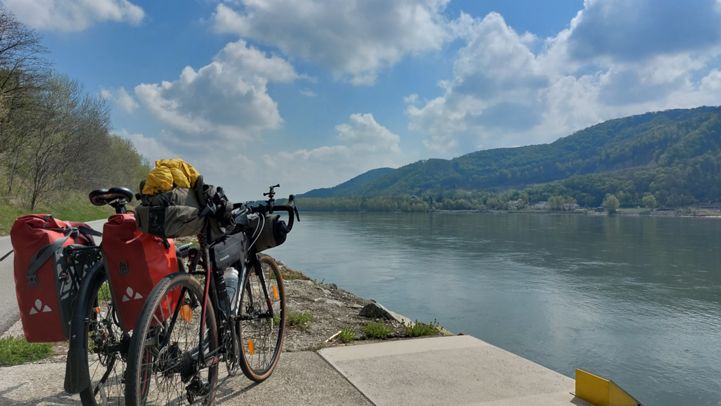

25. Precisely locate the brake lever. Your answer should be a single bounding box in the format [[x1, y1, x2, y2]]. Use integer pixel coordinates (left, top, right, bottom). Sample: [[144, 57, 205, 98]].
[[294, 206, 300, 222]]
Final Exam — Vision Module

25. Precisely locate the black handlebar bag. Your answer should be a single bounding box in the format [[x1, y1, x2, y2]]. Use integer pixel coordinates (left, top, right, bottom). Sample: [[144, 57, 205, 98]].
[[248, 213, 288, 252]]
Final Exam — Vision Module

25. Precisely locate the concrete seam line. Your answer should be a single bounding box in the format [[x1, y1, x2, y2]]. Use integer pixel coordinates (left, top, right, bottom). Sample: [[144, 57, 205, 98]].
[[314, 351, 377, 406]]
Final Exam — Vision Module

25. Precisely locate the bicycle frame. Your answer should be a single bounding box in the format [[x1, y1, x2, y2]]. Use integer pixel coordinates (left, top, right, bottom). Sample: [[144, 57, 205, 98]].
[[192, 235, 275, 373], [152, 229, 276, 380]]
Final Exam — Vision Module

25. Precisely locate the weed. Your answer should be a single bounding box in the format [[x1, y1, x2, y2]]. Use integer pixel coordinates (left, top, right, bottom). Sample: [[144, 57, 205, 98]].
[[287, 310, 313, 330], [405, 320, 441, 337], [0, 337, 53, 366], [339, 328, 356, 343], [98, 282, 112, 302], [363, 322, 392, 339]]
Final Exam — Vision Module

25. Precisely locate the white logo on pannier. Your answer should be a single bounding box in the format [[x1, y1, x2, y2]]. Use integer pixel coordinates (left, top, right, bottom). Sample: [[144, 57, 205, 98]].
[[29, 299, 52, 315], [121, 286, 143, 302]]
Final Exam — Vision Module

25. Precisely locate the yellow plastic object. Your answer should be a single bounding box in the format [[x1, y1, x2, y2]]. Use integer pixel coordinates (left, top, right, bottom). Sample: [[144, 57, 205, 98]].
[[272, 285, 279, 301], [179, 304, 193, 322], [142, 159, 200, 195], [575, 369, 640, 406], [247, 339, 255, 355]]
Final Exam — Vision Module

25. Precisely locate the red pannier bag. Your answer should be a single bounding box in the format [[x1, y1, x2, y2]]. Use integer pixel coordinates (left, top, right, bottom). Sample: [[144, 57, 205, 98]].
[[103, 213, 179, 332], [11, 214, 98, 342]]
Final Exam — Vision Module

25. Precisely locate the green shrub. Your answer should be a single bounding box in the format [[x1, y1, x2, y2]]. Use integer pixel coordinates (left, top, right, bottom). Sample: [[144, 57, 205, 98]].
[[339, 328, 356, 343], [287, 310, 313, 330], [363, 322, 392, 339], [0, 337, 53, 366], [98, 282, 112, 302], [405, 320, 441, 337]]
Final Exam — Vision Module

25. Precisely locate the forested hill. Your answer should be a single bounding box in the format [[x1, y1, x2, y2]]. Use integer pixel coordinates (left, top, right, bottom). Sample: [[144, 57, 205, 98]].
[[300, 106, 721, 209], [0, 8, 149, 212]]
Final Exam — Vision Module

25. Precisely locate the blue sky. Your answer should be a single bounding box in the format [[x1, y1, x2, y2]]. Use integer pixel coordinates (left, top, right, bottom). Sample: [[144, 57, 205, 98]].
[[5, 0, 721, 199]]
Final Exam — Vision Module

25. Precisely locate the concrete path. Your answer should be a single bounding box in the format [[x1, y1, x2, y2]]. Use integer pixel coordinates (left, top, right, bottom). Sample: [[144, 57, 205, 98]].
[[0, 219, 106, 334], [0, 333, 593, 405], [319, 335, 591, 406], [0, 352, 370, 405]]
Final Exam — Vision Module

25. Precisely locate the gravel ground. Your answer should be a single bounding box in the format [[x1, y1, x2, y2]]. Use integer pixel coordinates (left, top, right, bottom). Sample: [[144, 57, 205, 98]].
[[3, 256, 445, 363]]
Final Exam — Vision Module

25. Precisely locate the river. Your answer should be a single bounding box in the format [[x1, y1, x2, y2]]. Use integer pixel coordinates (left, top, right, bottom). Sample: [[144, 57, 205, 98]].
[[272, 211, 721, 406]]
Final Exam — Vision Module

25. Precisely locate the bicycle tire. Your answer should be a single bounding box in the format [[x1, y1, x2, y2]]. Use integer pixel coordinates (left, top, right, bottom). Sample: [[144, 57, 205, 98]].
[[78, 271, 126, 405], [237, 255, 286, 382], [125, 272, 218, 405]]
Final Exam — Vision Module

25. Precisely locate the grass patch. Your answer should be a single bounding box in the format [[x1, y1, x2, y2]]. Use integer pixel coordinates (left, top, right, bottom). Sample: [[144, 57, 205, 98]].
[[0, 337, 53, 366], [0, 203, 24, 235], [405, 320, 441, 337], [287, 310, 313, 330], [339, 328, 356, 343], [363, 322, 392, 339], [0, 192, 111, 236], [98, 282, 112, 302]]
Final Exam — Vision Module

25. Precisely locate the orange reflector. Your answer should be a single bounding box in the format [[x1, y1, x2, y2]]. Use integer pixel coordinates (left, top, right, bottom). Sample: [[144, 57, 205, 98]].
[[94, 307, 101, 314], [247, 339, 255, 355], [272, 285, 279, 301], [180, 304, 193, 322]]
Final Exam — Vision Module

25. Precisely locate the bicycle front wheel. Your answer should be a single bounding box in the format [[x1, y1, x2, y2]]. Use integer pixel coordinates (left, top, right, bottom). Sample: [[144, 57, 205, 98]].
[[125, 272, 218, 405], [237, 255, 286, 382]]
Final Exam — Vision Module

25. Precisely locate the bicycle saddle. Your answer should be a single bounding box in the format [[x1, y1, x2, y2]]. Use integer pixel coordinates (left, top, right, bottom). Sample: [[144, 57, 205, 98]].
[[89, 187, 134, 206]]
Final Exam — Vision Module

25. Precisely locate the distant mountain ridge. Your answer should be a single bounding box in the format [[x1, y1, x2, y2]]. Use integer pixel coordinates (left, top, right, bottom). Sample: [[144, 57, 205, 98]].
[[304, 167, 394, 197], [300, 106, 721, 208]]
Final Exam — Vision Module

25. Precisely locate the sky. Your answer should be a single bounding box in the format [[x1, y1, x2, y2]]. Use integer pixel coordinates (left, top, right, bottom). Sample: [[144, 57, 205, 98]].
[[5, 0, 721, 200]]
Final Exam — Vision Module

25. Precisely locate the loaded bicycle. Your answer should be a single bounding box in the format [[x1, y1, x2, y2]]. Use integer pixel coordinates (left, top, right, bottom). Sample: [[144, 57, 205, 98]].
[[124, 184, 299, 404], [64, 187, 138, 405]]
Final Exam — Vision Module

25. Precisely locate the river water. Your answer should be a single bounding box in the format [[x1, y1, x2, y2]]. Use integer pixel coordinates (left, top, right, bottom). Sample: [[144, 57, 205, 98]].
[[272, 211, 721, 405]]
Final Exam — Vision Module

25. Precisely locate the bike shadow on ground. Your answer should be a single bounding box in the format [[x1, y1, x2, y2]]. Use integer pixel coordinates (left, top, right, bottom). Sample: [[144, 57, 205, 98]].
[[0, 384, 79, 405], [214, 374, 261, 403]]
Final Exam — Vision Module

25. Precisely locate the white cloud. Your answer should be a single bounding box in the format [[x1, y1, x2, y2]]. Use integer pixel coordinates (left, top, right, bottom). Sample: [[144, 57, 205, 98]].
[[407, 3, 721, 156], [2, 0, 144, 32], [115, 129, 175, 163], [134, 40, 298, 142], [262, 113, 402, 192], [213, 0, 450, 85], [100, 87, 138, 113], [565, 0, 721, 62]]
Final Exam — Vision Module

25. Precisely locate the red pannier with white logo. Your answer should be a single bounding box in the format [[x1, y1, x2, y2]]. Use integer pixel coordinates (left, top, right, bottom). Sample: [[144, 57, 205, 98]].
[[11, 215, 99, 342], [103, 213, 178, 332]]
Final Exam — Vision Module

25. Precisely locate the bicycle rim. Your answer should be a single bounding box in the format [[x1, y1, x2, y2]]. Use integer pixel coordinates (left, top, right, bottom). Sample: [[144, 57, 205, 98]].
[[126, 274, 218, 405], [237, 256, 286, 382], [80, 279, 126, 406]]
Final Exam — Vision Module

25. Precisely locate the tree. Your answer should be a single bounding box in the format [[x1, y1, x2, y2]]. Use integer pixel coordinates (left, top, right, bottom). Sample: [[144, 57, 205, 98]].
[[548, 195, 565, 211], [603, 194, 620, 214], [641, 193, 657, 210]]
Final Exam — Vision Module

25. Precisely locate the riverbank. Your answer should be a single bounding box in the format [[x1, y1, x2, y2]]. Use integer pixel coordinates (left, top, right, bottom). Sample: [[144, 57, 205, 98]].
[[301, 206, 721, 219], [0, 256, 447, 365]]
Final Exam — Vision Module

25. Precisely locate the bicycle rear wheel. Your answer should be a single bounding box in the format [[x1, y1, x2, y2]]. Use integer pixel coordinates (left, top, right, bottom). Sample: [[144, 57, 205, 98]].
[[79, 274, 126, 405], [237, 255, 286, 382], [125, 273, 218, 405]]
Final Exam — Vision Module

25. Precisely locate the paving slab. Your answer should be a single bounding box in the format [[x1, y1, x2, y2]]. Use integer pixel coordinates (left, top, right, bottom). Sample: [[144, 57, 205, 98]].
[[0, 351, 370, 405], [319, 335, 592, 406]]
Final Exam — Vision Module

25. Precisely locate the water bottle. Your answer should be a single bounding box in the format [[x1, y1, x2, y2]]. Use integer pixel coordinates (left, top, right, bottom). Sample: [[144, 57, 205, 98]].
[[224, 267, 240, 313]]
